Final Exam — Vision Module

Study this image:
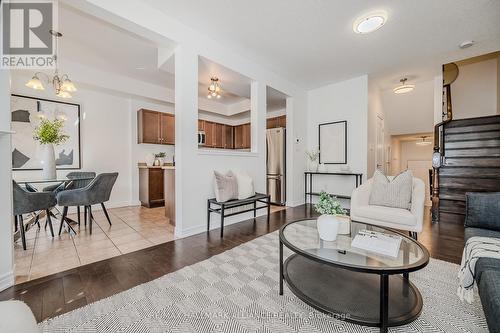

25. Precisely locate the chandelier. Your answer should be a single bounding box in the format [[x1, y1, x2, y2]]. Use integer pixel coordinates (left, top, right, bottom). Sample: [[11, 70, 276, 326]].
[[25, 30, 77, 98], [207, 76, 221, 99]]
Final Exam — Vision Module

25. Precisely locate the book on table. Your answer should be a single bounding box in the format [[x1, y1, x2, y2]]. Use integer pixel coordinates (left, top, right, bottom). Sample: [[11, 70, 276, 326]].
[[351, 230, 402, 258]]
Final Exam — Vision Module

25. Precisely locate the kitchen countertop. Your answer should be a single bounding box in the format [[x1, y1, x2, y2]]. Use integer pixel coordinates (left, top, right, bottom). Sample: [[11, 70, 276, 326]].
[[138, 165, 175, 170]]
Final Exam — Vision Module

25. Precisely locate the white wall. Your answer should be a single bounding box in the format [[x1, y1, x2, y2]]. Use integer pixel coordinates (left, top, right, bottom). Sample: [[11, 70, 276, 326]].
[[451, 58, 498, 119], [382, 79, 435, 135], [307, 75, 368, 203], [0, 70, 14, 290], [367, 82, 390, 178]]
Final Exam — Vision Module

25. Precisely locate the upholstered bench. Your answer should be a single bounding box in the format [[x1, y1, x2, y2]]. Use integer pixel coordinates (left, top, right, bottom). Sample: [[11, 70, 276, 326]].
[[207, 193, 271, 237]]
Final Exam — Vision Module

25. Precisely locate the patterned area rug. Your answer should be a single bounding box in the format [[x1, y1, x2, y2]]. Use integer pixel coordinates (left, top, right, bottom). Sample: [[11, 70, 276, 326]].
[[40, 231, 487, 332]]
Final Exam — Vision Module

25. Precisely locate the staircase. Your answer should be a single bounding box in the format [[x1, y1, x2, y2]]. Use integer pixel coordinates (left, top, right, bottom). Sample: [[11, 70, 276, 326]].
[[436, 115, 500, 224]]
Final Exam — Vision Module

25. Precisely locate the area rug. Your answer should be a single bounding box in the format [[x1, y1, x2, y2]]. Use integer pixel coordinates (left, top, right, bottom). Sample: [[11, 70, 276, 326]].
[[40, 231, 488, 332]]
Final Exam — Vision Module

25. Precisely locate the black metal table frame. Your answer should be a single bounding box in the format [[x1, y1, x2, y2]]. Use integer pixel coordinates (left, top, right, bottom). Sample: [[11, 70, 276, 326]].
[[207, 193, 271, 237], [278, 220, 429, 333], [304, 172, 363, 204]]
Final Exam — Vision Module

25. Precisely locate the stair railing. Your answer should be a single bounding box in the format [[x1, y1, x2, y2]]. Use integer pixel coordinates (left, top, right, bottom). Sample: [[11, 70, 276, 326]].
[[431, 83, 453, 222]]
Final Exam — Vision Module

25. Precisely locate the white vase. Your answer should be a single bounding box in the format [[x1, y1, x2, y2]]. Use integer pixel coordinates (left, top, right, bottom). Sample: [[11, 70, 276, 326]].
[[309, 160, 319, 172], [145, 153, 155, 166], [317, 214, 340, 241], [41, 144, 56, 180]]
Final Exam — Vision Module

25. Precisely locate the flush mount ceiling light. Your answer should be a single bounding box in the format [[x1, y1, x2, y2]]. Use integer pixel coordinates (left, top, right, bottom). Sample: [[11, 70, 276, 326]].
[[353, 11, 387, 34], [416, 136, 432, 146], [393, 78, 415, 94], [207, 76, 222, 99]]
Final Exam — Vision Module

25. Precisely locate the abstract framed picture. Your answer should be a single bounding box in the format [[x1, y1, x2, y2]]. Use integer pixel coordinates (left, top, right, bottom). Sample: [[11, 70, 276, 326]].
[[11, 94, 81, 170], [318, 120, 347, 164]]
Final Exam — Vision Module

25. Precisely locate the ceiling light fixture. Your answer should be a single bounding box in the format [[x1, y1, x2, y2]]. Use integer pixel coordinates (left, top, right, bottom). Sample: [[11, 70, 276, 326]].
[[25, 30, 77, 98], [393, 78, 415, 94], [416, 136, 432, 146], [353, 11, 387, 34], [207, 76, 222, 99]]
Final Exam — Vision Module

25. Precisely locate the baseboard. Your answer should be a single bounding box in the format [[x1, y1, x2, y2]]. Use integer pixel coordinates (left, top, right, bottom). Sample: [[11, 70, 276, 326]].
[[0, 270, 14, 292], [287, 199, 305, 207], [175, 210, 267, 239]]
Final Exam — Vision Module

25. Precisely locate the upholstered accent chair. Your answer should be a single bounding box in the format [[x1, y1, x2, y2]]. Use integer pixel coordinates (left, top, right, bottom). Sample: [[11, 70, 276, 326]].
[[13, 180, 57, 250], [56, 173, 118, 234], [350, 176, 425, 239]]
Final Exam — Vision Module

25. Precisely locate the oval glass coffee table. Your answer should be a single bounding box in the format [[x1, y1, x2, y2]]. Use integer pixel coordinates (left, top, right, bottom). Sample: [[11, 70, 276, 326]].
[[279, 219, 429, 333]]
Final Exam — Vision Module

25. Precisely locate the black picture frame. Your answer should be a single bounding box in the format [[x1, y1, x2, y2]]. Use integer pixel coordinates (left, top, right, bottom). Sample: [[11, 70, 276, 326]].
[[318, 120, 347, 164], [11, 94, 82, 171]]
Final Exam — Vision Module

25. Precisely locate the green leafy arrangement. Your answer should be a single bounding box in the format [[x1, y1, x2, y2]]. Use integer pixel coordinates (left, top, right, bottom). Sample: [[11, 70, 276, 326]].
[[33, 118, 69, 145], [315, 191, 346, 215], [155, 152, 166, 158]]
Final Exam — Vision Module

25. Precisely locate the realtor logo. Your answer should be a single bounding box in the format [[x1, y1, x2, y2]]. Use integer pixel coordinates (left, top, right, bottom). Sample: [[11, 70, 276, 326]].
[[1, 0, 57, 68]]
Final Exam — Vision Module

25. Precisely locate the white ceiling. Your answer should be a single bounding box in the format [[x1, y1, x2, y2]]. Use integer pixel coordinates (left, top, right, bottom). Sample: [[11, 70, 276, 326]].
[[142, 0, 500, 89]]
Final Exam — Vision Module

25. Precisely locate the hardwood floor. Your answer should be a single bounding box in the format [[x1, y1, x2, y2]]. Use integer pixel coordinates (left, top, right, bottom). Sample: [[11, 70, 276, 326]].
[[0, 204, 464, 323]]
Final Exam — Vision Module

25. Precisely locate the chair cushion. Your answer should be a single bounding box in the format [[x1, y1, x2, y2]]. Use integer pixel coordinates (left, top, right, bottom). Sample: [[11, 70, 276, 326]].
[[353, 205, 417, 227], [369, 170, 413, 210], [464, 227, 500, 241], [0, 300, 39, 333], [478, 270, 500, 333]]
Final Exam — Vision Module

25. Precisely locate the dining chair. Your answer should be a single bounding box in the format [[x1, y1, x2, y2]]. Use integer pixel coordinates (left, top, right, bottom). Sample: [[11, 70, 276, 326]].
[[12, 180, 57, 250], [56, 172, 118, 235]]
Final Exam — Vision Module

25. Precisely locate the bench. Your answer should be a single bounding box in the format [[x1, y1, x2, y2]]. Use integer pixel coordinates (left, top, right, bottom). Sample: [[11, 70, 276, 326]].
[[207, 192, 271, 237]]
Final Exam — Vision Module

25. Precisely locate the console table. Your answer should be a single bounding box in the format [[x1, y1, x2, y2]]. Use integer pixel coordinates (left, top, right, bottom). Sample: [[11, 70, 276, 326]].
[[304, 171, 363, 204]]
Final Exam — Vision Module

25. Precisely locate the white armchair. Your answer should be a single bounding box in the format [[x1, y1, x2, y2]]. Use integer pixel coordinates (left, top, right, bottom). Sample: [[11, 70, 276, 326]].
[[350, 176, 425, 237]]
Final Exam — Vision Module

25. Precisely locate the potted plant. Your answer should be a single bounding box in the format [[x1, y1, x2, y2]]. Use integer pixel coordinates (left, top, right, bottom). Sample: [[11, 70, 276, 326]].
[[33, 118, 69, 179], [314, 191, 347, 241], [154, 152, 166, 166], [306, 148, 319, 172]]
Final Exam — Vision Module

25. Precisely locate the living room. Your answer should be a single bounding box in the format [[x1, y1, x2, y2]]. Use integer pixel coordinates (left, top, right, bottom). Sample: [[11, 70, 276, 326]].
[[0, 1, 499, 332]]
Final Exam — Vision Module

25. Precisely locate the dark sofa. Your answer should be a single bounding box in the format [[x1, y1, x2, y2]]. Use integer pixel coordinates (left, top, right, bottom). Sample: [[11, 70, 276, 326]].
[[464, 192, 500, 332]]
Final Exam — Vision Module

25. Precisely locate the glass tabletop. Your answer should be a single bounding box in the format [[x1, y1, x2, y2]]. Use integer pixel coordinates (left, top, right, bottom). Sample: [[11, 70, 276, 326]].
[[280, 219, 429, 273], [15, 177, 94, 184]]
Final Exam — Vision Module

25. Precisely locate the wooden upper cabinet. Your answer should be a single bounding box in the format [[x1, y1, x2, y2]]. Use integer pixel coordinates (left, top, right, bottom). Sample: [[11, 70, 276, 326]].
[[138, 109, 174, 145], [234, 124, 243, 149], [215, 123, 224, 148], [224, 125, 234, 149], [198, 120, 205, 131], [242, 123, 251, 148], [161, 113, 175, 145], [204, 121, 215, 147], [266, 115, 286, 129], [138, 109, 160, 144]]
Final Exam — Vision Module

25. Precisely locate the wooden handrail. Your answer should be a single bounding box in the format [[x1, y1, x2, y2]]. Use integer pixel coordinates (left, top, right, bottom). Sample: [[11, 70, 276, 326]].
[[431, 84, 453, 223]]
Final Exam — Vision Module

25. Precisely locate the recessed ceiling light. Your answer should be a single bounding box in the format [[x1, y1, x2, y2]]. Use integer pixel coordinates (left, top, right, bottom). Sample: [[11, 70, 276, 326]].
[[353, 11, 387, 34], [393, 78, 415, 94]]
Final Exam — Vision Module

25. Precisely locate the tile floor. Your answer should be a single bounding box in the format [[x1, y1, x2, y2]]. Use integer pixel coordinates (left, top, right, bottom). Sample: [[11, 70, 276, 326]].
[[14, 206, 175, 284]]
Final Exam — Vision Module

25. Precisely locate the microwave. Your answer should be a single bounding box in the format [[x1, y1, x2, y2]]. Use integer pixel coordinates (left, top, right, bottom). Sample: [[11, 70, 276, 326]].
[[198, 131, 206, 145]]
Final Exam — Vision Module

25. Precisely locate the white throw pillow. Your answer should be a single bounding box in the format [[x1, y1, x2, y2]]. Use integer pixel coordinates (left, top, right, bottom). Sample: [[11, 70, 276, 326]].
[[213, 170, 238, 202], [369, 169, 413, 210], [233, 170, 255, 199]]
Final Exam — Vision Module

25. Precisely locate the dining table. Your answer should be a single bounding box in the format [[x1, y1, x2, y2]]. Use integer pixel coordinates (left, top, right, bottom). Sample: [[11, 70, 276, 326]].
[[15, 176, 95, 236]]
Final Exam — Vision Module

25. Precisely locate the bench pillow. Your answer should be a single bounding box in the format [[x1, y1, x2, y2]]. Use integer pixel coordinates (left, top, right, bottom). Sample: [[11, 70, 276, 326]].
[[233, 170, 255, 200], [369, 169, 413, 210], [465, 192, 500, 231], [213, 171, 238, 202]]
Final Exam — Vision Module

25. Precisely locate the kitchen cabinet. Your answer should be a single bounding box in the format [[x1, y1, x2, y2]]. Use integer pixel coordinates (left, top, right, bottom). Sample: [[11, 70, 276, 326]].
[[204, 121, 215, 147], [137, 109, 175, 145], [266, 115, 286, 129], [139, 167, 164, 208], [215, 123, 224, 148], [223, 125, 234, 149]]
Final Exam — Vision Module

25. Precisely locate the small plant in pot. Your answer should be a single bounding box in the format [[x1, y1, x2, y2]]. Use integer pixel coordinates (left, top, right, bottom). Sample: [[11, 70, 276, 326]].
[[33, 118, 69, 180], [154, 152, 166, 166], [306, 149, 319, 172], [315, 191, 346, 241]]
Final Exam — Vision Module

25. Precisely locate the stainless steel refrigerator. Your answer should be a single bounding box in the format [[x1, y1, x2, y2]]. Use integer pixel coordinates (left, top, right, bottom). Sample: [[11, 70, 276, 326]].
[[266, 128, 286, 205]]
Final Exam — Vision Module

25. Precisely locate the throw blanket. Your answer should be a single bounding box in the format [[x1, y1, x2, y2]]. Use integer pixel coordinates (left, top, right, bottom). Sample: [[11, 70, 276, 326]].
[[457, 236, 500, 303]]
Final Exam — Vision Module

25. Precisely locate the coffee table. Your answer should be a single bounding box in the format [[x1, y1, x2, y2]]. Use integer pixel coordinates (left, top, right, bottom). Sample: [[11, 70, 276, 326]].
[[279, 219, 429, 332]]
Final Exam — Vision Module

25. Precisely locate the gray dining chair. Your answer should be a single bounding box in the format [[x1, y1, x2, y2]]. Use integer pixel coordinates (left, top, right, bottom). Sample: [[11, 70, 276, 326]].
[[56, 172, 118, 235], [13, 180, 57, 250]]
